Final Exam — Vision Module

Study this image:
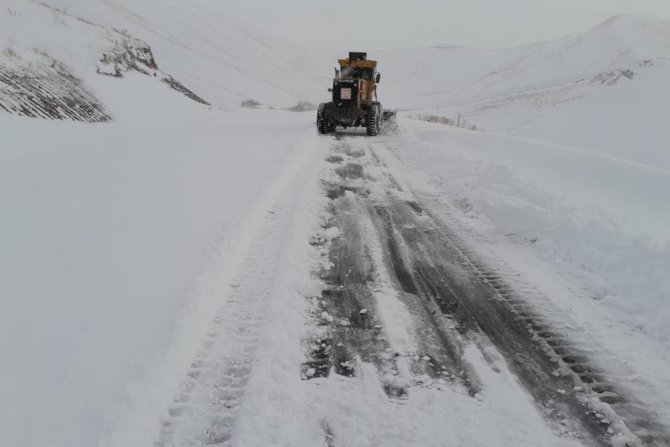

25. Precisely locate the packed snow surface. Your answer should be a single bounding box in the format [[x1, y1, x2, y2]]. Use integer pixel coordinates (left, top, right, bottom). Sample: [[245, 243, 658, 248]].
[[1, 97, 321, 447]]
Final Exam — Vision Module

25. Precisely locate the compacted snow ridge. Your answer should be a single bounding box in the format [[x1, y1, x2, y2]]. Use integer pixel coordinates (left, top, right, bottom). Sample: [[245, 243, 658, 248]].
[[2, 2, 670, 446]]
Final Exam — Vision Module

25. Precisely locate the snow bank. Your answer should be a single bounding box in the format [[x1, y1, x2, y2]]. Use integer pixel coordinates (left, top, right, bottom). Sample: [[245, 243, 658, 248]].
[[393, 118, 670, 350]]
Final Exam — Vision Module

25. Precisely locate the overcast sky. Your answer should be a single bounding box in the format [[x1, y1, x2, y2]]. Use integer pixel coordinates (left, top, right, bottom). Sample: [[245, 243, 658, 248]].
[[223, 0, 670, 49]]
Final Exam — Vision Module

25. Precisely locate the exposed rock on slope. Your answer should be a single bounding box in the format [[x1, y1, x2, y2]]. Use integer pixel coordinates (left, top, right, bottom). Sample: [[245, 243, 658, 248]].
[[0, 2, 211, 122], [97, 35, 209, 105], [0, 59, 111, 122]]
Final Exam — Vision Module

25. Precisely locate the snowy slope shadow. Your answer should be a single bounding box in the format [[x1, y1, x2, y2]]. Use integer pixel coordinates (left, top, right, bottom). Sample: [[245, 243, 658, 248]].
[[0, 62, 110, 122]]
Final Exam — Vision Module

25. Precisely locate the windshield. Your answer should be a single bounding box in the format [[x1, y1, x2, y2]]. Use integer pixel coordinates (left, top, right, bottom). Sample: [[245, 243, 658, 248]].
[[341, 66, 374, 80]]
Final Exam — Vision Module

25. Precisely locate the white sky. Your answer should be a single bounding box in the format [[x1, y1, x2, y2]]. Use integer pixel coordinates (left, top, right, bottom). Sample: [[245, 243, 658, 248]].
[[221, 0, 670, 49]]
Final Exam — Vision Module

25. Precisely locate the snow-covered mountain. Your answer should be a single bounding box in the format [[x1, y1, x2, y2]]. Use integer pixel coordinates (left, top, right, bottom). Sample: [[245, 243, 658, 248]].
[[0, 0, 328, 116], [3, 2, 668, 152], [3, 4, 668, 169], [380, 14, 670, 170]]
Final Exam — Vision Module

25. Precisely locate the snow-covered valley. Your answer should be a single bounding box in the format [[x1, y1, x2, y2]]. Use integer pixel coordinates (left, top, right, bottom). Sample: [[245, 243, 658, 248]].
[[1, 1, 669, 446]]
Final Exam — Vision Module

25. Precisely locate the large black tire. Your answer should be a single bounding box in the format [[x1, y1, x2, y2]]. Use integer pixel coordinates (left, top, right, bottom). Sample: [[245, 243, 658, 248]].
[[317, 103, 331, 134], [366, 105, 381, 136]]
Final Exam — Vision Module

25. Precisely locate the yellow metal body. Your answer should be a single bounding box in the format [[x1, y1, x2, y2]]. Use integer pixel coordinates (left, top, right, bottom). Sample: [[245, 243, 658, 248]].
[[337, 59, 378, 70]]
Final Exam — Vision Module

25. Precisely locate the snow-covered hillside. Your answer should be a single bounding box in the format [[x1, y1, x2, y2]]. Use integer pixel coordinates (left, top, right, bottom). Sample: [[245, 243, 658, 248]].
[[381, 14, 670, 172], [4, 4, 667, 149], [1, 0, 329, 115], [2, 3, 669, 447]]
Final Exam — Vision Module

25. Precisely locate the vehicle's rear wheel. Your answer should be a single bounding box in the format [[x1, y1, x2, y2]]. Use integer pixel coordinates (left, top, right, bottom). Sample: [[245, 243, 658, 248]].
[[366, 105, 380, 136], [317, 103, 332, 134]]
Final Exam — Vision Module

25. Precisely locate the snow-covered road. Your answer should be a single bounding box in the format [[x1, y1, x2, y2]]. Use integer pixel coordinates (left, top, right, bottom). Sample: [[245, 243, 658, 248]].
[[152, 121, 670, 447], [3, 3, 670, 446], [2, 107, 668, 446]]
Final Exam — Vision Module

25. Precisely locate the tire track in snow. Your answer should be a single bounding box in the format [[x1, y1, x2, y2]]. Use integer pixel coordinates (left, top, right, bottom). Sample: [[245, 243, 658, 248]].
[[305, 137, 486, 399], [366, 135, 670, 446], [155, 129, 323, 446], [303, 128, 670, 446]]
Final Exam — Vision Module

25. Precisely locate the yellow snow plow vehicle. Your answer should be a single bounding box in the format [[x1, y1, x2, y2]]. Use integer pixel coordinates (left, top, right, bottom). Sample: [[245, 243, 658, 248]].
[[317, 52, 394, 136]]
